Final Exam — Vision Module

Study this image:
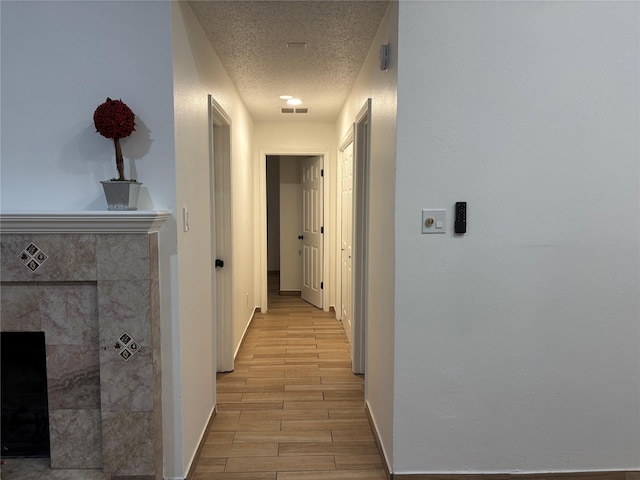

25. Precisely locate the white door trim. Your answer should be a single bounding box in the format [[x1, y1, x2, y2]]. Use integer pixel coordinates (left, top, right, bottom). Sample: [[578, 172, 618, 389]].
[[259, 148, 331, 312], [352, 99, 372, 375], [208, 95, 234, 373]]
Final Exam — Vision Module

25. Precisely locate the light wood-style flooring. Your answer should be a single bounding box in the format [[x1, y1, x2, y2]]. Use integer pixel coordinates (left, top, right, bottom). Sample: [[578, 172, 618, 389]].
[[190, 274, 387, 480]]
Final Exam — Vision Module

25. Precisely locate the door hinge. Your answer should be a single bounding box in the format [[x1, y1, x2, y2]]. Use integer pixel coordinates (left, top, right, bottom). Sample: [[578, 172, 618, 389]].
[[321, 282, 323, 289], [321, 226, 324, 234], [321, 169, 324, 177]]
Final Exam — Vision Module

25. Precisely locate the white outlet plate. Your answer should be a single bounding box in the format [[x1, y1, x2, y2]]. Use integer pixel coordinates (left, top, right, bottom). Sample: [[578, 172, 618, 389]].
[[422, 209, 446, 234]]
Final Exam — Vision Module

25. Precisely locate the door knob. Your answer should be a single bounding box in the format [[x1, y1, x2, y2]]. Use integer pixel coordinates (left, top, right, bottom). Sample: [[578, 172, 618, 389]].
[[215, 259, 224, 268], [298, 235, 304, 240]]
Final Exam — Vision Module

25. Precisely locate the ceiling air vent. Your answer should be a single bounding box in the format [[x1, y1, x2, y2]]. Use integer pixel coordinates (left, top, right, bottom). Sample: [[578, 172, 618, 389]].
[[280, 108, 309, 114]]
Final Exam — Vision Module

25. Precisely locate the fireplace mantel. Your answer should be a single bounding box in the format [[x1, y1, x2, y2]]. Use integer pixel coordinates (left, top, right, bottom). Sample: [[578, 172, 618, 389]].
[[0, 210, 171, 234]]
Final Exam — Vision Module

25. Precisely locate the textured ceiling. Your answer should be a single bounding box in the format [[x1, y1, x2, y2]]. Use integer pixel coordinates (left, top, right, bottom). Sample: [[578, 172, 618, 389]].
[[188, 0, 390, 122]]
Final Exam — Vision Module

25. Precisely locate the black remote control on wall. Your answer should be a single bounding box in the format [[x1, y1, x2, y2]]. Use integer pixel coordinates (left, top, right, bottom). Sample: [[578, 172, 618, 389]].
[[455, 202, 467, 234]]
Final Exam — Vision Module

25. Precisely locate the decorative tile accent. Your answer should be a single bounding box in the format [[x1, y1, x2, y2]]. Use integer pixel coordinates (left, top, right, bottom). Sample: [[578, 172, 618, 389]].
[[112, 332, 141, 361], [17, 242, 48, 271]]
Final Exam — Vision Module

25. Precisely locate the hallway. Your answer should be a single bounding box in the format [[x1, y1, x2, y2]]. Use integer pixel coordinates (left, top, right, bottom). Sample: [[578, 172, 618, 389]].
[[191, 274, 386, 479]]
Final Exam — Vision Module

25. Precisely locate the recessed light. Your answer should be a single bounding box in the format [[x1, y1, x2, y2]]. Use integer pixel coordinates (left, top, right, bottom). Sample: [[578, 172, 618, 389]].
[[279, 95, 293, 100], [286, 98, 302, 106]]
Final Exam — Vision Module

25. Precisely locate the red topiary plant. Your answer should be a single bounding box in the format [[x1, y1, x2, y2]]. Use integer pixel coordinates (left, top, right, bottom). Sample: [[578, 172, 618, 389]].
[[93, 98, 136, 181]]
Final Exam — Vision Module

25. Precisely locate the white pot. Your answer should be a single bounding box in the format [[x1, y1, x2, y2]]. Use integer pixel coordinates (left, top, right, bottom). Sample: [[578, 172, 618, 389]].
[[100, 180, 142, 211]]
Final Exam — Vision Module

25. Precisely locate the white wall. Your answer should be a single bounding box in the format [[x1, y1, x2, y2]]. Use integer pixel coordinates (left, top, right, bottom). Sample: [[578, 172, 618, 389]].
[[171, 2, 254, 478], [336, 1, 398, 468], [0, 0, 175, 212], [254, 122, 337, 311], [0, 1, 183, 476], [394, 1, 639, 474], [279, 157, 303, 291]]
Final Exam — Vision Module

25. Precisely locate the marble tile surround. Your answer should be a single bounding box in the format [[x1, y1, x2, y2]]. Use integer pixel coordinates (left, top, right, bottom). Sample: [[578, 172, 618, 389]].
[[1, 227, 163, 480]]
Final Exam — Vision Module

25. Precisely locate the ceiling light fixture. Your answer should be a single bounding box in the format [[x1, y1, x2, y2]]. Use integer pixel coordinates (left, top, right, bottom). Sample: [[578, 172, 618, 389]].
[[286, 98, 302, 106], [286, 42, 307, 49], [279, 95, 293, 100]]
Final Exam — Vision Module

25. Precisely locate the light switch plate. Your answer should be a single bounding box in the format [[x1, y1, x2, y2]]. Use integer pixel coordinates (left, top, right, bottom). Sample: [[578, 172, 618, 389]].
[[422, 209, 446, 234]]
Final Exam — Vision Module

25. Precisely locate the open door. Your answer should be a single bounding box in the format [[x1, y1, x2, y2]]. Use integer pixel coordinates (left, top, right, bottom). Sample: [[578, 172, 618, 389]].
[[340, 138, 354, 347], [300, 155, 323, 308], [208, 95, 234, 373]]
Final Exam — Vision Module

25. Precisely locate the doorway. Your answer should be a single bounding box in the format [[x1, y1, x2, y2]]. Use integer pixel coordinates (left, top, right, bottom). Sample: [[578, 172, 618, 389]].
[[263, 153, 326, 311], [351, 99, 371, 375], [337, 99, 371, 375]]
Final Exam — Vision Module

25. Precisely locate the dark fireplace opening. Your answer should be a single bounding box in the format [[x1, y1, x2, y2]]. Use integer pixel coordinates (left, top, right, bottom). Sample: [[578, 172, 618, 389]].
[[1, 332, 50, 458]]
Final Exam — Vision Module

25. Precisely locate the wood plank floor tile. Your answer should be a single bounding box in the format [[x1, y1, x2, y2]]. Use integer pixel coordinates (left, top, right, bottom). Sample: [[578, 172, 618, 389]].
[[283, 400, 364, 410], [277, 470, 388, 480], [321, 376, 364, 384], [210, 420, 282, 432], [233, 430, 333, 443], [328, 409, 367, 419], [284, 383, 363, 392], [240, 409, 329, 421], [330, 429, 376, 442], [218, 393, 244, 402], [214, 411, 242, 421], [323, 390, 367, 400], [278, 441, 379, 456], [235, 358, 287, 366], [224, 455, 335, 473], [193, 473, 276, 480], [217, 402, 284, 411], [242, 391, 324, 401], [334, 454, 383, 469], [250, 365, 320, 373], [218, 384, 286, 394], [205, 431, 236, 443], [225, 371, 286, 379], [246, 377, 322, 385], [191, 276, 386, 480], [200, 443, 279, 458], [282, 419, 370, 431], [193, 457, 227, 473]]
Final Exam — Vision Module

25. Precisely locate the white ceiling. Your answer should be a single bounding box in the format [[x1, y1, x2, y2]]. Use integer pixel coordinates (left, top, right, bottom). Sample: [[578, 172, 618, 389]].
[[188, 0, 390, 122]]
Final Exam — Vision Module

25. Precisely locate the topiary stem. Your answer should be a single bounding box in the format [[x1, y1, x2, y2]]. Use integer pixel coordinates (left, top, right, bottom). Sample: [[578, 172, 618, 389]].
[[114, 138, 125, 181]]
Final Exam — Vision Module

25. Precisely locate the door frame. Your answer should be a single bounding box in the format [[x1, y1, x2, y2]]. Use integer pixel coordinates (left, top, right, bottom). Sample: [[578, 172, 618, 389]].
[[208, 95, 234, 372], [259, 148, 330, 312], [352, 99, 372, 375]]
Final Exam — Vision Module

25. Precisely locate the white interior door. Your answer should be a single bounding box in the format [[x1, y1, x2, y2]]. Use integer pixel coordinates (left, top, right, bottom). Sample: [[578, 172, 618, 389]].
[[301, 155, 323, 308], [341, 142, 354, 347], [209, 95, 234, 373]]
